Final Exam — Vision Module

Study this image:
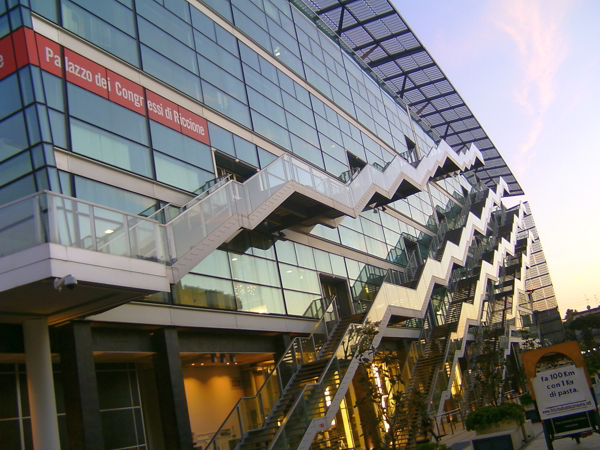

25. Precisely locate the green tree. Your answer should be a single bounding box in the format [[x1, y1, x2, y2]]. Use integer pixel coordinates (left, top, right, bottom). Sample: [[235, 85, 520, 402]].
[[568, 315, 600, 351]]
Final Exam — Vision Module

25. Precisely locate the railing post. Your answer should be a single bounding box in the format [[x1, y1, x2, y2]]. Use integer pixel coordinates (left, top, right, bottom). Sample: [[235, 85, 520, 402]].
[[237, 406, 245, 440], [298, 338, 304, 365], [32, 195, 43, 245], [88, 204, 98, 251], [46, 194, 59, 245], [259, 393, 265, 425], [277, 370, 284, 397]]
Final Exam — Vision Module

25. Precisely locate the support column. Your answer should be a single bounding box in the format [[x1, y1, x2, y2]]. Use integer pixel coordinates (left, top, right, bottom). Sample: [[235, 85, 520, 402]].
[[153, 327, 193, 450], [23, 318, 61, 450], [60, 321, 105, 450]]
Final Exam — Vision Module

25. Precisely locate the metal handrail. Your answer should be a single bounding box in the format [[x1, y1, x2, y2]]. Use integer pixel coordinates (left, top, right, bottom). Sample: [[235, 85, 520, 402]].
[[204, 295, 337, 450], [266, 320, 370, 450], [143, 174, 231, 223]]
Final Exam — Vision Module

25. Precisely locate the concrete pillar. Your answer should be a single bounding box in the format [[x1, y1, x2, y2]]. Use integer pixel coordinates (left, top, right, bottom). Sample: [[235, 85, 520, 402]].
[[23, 318, 61, 450], [153, 327, 193, 450], [60, 321, 105, 450]]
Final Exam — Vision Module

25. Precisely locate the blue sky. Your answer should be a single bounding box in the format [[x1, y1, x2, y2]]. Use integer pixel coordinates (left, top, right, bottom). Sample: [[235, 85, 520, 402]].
[[393, 0, 600, 315]]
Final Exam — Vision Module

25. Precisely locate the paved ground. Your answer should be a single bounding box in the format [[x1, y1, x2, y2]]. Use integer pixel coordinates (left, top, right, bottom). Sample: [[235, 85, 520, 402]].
[[523, 427, 600, 450], [443, 421, 600, 450]]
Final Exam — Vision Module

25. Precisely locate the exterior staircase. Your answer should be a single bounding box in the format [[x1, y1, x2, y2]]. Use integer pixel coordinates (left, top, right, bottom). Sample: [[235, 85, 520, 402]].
[[431, 204, 531, 418], [205, 177, 517, 450]]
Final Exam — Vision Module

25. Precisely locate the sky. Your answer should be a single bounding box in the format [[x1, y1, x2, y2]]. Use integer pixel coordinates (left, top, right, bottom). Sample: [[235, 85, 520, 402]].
[[392, 0, 600, 316]]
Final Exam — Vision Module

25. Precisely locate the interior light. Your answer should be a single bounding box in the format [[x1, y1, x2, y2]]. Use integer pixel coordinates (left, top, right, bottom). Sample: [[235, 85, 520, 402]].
[[286, 270, 293, 273], [231, 257, 238, 261], [104, 229, 114, 234], [191, 363, 195, 366], [201, 363, 204, 366]]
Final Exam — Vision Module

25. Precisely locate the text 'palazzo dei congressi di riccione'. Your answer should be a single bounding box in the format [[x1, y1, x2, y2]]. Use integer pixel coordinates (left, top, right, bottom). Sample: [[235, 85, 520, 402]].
[[0, 0, 548, 449]]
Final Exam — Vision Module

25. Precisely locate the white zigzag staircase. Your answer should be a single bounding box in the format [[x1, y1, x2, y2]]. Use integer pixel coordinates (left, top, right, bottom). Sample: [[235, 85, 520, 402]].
[[166, 140, 483, 283], [433, 207, 531, 416], [205, 177, 514, 450]]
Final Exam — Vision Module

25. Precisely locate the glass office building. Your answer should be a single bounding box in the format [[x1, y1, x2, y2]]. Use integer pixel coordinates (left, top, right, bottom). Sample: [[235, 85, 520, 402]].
[[0, 1, 547, 449]]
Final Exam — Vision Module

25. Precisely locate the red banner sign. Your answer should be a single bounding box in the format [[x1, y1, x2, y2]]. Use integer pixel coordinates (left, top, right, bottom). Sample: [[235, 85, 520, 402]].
[[1, 29, 210, 146]]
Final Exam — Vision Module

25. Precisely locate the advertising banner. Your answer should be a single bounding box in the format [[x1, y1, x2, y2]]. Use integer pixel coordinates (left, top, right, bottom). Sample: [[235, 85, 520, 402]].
[[532, 365, 596, 421], [0, 28, 210, 146]]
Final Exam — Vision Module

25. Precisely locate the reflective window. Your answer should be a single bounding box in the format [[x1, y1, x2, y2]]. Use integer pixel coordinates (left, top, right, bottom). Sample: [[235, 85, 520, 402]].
[[70, 118, 153, 178], [154, 152, 213, 192], [275, 239, 296, 265], [0, 75, 22, 121], [174, 274, 236, 310], [150, 121, 213, 173], [235, 282, 285, 314], [140, 45, 202, 101], [0, 113, 29, 162], [138, 17, 198, 74], [73, 175, 157, 216], [190, 249, 231, 279], [230, 253, 281, 287], [62, 0, 139, 66], [68, 83, 148, 145], [279, 263, 320, 294], [284, 290, 321, 316]]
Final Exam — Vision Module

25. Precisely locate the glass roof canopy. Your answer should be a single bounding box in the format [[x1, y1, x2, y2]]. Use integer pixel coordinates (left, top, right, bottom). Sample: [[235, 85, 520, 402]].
[[300, 0, 524, 196]]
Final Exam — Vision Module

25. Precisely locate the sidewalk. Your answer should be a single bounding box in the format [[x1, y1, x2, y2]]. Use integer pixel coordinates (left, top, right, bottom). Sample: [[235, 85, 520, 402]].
[[523, 428, 600, 450], [445, 422, 600, 450]]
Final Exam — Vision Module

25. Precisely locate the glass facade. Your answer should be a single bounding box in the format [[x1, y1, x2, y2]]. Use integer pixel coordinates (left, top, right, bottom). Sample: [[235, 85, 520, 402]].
[[0, 0, 477, 319], [0, 0, 439, 202], [0, 1, 538, 449]]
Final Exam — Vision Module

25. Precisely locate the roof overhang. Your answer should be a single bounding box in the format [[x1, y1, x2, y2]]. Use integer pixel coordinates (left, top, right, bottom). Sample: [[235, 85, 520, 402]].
[[297, 0, 524, 196]]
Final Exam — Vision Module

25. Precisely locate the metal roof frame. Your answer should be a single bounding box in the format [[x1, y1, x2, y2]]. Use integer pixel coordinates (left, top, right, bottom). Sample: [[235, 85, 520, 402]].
[[300, 0, 523, 196]]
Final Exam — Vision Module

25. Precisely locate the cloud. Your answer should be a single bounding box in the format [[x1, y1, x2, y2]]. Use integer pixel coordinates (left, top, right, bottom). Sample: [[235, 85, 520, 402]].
[[489, 0, 571, 172]]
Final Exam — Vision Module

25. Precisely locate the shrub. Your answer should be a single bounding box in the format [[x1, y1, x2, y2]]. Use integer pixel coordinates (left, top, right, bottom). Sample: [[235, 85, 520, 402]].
[[465, 403, 525, 432], [520, 393, 533, 406], [415, 443, 451, 450]]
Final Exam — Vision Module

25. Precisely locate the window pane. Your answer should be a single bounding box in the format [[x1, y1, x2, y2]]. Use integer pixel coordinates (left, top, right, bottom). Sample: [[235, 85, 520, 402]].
[[138, 17, 198, 74], [313, 249, 332, 274], [74, 175, 157, 216], [62, 0, 139, 66], [0, 74, 22, 120], [284, 290, 320, 316], [279, 263, 320, 294], [136, 0, 193, 47], [140, 45, 202, 101], [0, 113, 29, 162], [154, 151, 213, 192], [189, 249, 231, 278], [42, 72, 64, 112], [294, 243, 315, 269], [150, 120, 213, 172], [230, 253, 280, 287], [70, 118, 153, 177], [174, 274, 236, 310], [275, 240, 296, 265], [235, 282, 285, 314], [68, 83, 149, 145]]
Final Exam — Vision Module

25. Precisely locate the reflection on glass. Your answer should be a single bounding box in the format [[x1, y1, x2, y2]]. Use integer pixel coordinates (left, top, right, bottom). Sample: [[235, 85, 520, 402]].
[[278, 263, 320, 294], [174, 274, 236, 310], [235, 282, 285, 314], [230, 253, 281, 287], [284, 290, 321, 317]]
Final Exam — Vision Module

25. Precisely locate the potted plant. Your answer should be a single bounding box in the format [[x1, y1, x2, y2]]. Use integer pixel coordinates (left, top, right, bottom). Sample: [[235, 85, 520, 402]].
[[519, 393, 540, 423], [416, 443, 451, 450], [465, 403, 526, 435]]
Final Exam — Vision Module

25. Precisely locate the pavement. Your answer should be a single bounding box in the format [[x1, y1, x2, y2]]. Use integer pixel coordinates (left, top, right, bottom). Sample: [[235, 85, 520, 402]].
[[443, 422, 600, 450], [522, 426, 600, 450]]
